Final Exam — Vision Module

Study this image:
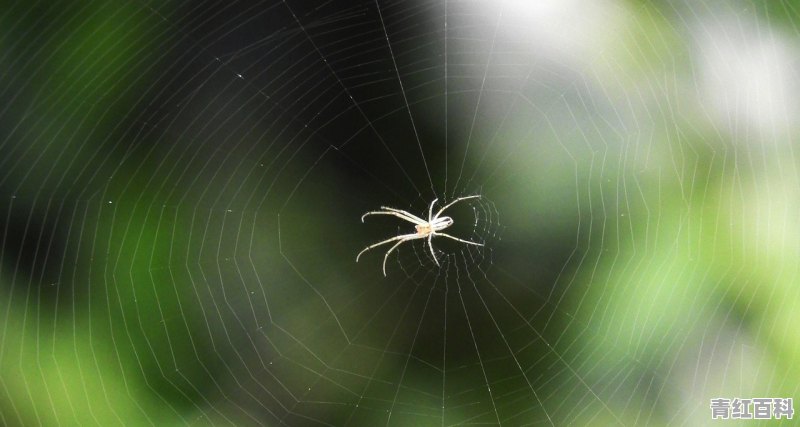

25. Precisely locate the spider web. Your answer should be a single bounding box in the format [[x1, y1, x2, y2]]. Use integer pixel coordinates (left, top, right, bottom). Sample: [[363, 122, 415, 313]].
[[1, 0, 799, 426]]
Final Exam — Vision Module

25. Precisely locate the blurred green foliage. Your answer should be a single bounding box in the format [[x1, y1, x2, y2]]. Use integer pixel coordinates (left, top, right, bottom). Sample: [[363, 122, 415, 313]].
[[2, 1, 800, 426]]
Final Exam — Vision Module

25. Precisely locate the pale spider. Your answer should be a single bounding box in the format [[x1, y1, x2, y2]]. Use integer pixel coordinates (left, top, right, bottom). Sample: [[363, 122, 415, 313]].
[[356, 195, 484, 276]]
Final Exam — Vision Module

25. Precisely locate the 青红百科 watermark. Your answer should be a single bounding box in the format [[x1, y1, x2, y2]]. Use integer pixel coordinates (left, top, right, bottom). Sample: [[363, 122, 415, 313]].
[[710, 397, 793, 420]]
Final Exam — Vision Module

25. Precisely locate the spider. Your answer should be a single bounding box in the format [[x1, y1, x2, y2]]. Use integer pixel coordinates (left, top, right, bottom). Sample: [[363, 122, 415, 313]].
[[356, 195, 484, 276]]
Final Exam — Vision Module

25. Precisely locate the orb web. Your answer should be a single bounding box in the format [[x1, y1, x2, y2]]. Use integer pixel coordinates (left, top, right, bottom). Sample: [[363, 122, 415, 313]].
[[1, 1, 799, 426]]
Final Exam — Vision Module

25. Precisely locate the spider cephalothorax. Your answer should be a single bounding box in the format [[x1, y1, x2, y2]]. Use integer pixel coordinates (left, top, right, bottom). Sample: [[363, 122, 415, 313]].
[[356, 195, 484, 276]]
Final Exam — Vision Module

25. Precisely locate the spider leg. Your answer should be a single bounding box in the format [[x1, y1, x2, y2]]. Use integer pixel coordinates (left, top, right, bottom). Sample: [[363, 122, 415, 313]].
[[427, 234, 440, 266], [379, 206, 426, 223], [428, 198, 438, 222], [361, 210, 424, 224], [434, 195, 481, 219], [382, 237, 414, 276], [356, 233, 420, 262], [435, 232, 484, 246]]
